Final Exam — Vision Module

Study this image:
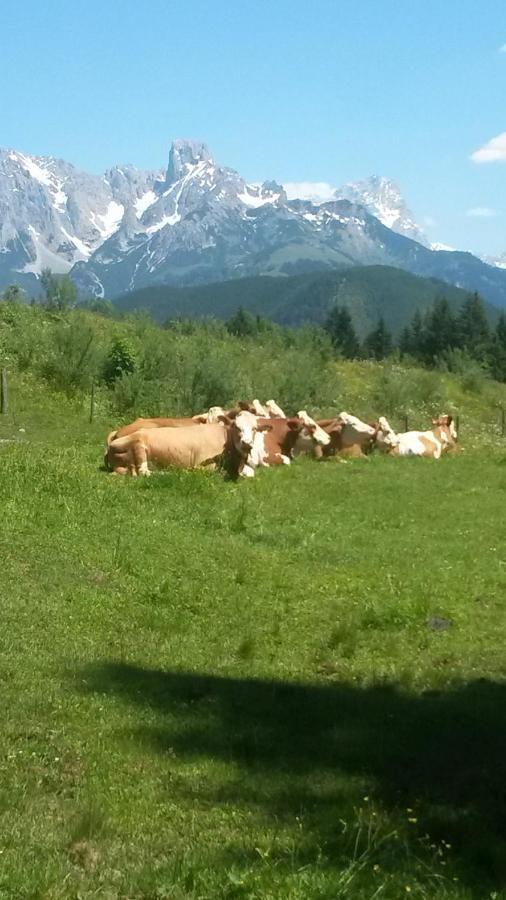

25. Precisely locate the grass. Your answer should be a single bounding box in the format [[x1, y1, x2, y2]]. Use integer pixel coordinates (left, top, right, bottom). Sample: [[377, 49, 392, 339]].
[[1, 379, 506, 898]]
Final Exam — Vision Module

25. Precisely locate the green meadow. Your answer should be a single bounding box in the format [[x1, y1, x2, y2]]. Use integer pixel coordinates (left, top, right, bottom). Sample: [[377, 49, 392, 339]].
[[1, 359, 506, 899]]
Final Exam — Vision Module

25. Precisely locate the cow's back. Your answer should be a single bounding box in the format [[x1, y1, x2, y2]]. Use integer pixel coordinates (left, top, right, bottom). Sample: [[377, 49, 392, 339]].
[[111, 416, 199, 442], [140, 423, 228, 468]]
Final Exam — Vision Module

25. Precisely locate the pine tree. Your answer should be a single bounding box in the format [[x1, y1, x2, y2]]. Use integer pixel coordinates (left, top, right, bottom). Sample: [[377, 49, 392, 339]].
[[363, 317, 392, 360], [489, 312, 506, 382], [324, 305, 360, 358], [423, 297, 458, 361], [398, 324, 413, 356], [457, 293, 489, 357]]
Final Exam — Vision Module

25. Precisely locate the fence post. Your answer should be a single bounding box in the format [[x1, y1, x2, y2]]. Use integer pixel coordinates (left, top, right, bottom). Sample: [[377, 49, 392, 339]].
[[501, 408, 505, 438], [89, 380, 95, 424], [456, 415, 460, 439], [403, 413, 408, 432], [0, 368, 8, 415]]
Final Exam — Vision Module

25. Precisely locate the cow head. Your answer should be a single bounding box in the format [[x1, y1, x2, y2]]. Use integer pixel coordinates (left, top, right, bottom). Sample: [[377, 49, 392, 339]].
[[296, 411, 331, 447], [265, 399, 286, 418], [205, 406, 227, 423], [432, 414, 457, 442], [251, 399, 269, 417], [376, 416, 399, 450], [229, 410, 273, 465]]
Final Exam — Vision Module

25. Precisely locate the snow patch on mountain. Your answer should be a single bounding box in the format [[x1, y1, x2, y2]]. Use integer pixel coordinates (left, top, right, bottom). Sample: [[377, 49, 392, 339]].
[[90, 202, 124, 239], [135, 190, 157, 218], [431, 241, 456, 252]]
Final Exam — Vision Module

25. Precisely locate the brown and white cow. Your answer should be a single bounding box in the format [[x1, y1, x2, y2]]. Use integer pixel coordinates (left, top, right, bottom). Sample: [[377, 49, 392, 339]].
[[315, 412, 379, 458], [227, 411, 330, 477], [293, 410, 332, 456], [106, 423, 229, 475], [376, 415, 457, 459]]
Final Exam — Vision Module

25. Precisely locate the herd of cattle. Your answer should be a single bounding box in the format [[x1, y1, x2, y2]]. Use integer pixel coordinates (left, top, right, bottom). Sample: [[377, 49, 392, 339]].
[[105, 399, 458, 478]]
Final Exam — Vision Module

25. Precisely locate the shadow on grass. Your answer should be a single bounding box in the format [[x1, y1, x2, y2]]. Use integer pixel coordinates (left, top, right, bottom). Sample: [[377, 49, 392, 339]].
[[81, 662, 506, 890]]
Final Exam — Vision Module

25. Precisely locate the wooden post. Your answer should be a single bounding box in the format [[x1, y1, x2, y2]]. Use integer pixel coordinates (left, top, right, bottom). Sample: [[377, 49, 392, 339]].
[[0, 368, 8, 415], [403, 414, 408, 433], [89, 380, 95, 424], [502, 408, 505, 437], [456, 415, 460, 439]]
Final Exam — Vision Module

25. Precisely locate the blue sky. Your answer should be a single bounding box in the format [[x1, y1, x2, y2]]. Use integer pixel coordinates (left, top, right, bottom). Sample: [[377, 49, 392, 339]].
[[1, 0, 505, 255]]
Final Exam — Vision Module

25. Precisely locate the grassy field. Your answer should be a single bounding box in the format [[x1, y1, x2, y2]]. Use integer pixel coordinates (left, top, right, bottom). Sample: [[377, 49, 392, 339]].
[[1, 376, 506, 899]]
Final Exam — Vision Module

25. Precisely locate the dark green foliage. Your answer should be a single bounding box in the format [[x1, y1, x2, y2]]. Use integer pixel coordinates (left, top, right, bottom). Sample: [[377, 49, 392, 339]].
[[324, 305, 360, 358], [226, 306, 258, 337], [457, 292, 490, 355], [363, 317, 392, 360], [422, 297, 458, 362], [489, 312, 506, 382], [113, 266, 489, 336]]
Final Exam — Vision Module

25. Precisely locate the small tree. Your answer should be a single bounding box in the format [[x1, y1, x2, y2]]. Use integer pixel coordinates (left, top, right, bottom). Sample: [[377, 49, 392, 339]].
[[103, 336, 137, 386], [40, 268, 77, 311], [2, 284, 24, 302], [363, 317, 392, 360], [324, 305, 360, 358], [226, 307, 257, 337]]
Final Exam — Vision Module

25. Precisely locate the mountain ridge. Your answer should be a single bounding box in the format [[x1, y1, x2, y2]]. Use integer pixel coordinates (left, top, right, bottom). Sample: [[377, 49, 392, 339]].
[[1, 139, 506, 310], [112, 265, 496, 338]]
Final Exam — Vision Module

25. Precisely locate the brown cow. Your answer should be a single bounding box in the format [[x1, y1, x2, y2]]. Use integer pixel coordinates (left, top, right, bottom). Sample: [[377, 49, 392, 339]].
[[106, 423, 229, 475]]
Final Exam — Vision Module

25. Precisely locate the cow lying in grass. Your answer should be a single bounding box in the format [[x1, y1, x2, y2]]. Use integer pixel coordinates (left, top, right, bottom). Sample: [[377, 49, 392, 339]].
[[106, 407, 230, 445], [227, 411, 330, 477], [376, 415, 457, 458], [106, 423, 230, 475], [313, 412, 379, 459]]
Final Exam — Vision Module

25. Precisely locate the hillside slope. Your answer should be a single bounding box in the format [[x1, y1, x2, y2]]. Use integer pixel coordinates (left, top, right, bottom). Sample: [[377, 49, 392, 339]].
[[112, 265, 490, 337]]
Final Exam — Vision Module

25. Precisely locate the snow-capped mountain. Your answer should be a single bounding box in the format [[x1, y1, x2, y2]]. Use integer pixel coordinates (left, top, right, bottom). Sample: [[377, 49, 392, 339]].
[[2, 139, 506, 310], [484, 252, 506, 270], [284, 174, 427, 245], [0, 147, 162, 290]]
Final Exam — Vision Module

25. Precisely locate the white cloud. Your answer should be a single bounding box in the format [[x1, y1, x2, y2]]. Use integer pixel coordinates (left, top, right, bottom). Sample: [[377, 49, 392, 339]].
[[423, 215, 437, 228], [500, 43, 506, 52], [471, 131, 506, 163], [466, 207, 499, 218], [283, 181, 336, 203]]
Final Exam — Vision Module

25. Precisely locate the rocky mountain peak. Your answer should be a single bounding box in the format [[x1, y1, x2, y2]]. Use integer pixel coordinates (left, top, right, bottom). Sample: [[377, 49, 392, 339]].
[[165, 139, 213, 184]]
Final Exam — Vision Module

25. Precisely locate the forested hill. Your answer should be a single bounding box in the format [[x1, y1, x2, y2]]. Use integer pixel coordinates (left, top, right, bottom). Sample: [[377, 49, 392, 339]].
[[112, 266, 484, 338]]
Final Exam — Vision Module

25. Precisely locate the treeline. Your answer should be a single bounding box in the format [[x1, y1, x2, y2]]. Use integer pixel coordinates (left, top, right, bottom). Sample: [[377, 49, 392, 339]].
[[320, 293, 506, 383]]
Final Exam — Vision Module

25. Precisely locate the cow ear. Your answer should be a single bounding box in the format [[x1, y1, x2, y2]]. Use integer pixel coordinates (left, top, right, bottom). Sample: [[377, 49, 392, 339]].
[[238, 400, 252, 411], [287, 418, 302, 431], [258, 422, 273, 432], [226, 408, 239, 419], [193, 415, 207, 423], [446, 415, 452, 425], [218, 414, 232, 426]]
